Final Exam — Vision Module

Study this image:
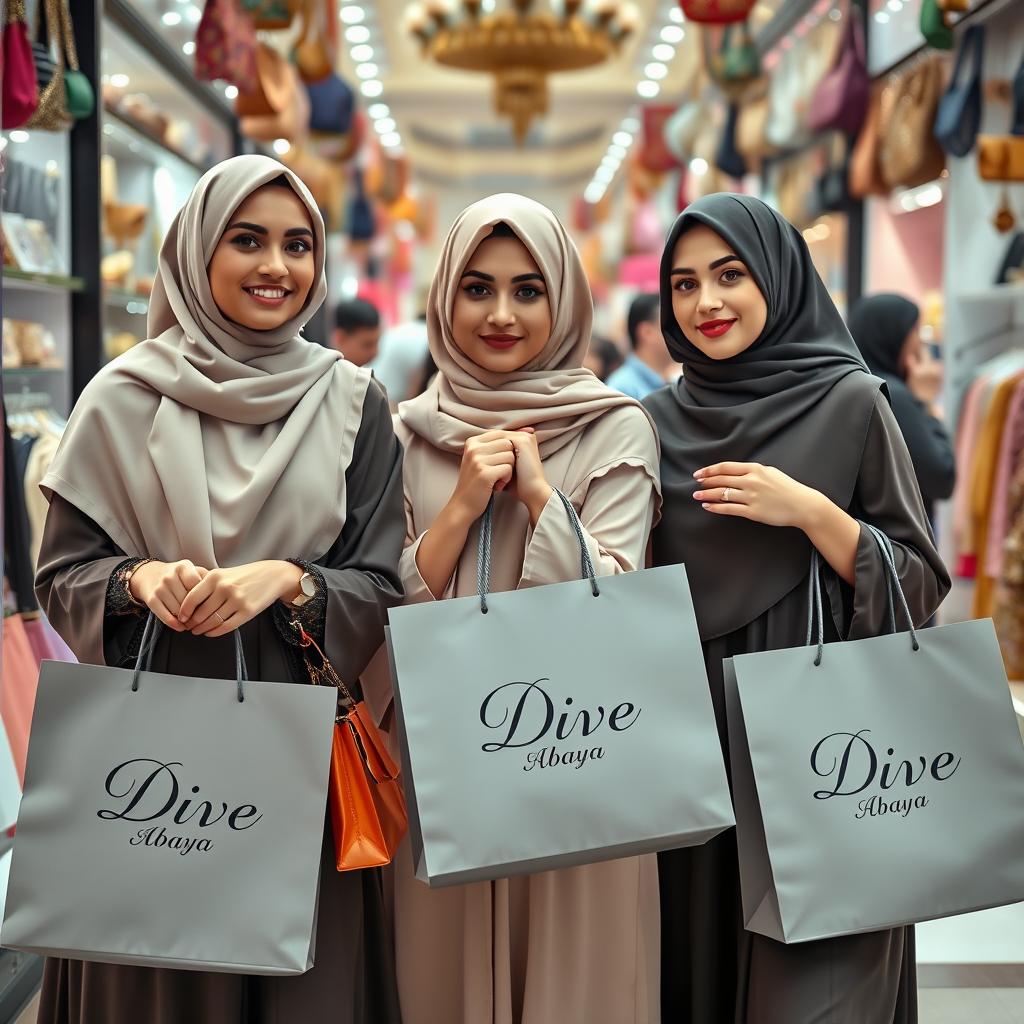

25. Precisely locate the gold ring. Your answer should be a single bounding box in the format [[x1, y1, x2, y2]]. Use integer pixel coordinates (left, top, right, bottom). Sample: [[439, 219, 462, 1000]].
[[215, 612, 225, 624], [723, 488, 731, 503]]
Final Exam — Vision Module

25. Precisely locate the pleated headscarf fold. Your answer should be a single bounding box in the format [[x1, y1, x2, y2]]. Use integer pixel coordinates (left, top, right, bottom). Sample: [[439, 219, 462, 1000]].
[[42, 154, 370, 567], [645, 192, 882, 641]]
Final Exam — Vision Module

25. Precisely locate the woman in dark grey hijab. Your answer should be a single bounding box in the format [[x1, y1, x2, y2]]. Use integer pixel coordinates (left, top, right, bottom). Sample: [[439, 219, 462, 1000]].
[[848, 294, 956, 524], [644, 194, 949, 1024]]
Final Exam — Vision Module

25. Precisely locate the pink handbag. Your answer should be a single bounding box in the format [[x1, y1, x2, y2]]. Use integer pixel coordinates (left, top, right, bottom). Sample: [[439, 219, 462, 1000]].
[[808, 7, 869, 137], [2, 0, 38, 129], [2, 614, 40, 786], [195, 0, 258, 92]]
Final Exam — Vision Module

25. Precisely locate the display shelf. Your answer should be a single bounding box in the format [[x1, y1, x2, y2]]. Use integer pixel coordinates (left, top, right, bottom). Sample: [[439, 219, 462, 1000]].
[[958, 283, 1024, 305], [2, 366, 68, 378], [103, 107, 209, 177], [103, 287, 150, 315], [2, 270, 85, 293]]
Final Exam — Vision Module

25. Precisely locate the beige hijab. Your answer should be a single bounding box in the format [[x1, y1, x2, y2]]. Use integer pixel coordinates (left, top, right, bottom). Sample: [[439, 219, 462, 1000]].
[[399, 193, 650, 461], [41, 155, 370, 567]]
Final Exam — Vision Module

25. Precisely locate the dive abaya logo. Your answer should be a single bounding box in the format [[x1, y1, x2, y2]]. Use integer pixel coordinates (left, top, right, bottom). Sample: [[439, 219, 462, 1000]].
[[97, 758, 263, 856], [809, 730, 962, 820], [478, 678, 641, 772]]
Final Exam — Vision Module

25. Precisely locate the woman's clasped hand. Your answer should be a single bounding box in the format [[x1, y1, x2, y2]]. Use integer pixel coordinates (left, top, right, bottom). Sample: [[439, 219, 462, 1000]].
[[128, 558, 304, 637], [452, 427, 552, 522]]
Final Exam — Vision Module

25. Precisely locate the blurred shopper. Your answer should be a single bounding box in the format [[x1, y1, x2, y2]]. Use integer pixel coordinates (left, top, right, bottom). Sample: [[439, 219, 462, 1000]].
[[848, 294, 956, 524], [645, 194, 948, 1024], [333, 297, 382, 366], [372, 312, 430, 406], [606, 292, 674, 400], [33, 156, 405, 1024], [583, 334, 625, 381], [375, 194, 662, 1024]]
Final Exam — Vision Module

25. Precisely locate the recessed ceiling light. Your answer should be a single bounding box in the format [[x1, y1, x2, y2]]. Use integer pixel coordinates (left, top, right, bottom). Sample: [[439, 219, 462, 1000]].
[[669, 6, 685, 22], [660, 24, 685, 43], [621, 116, 640, 133], [368, 103, 390, 119], [829, 7, 842, 18], [595, 166, 615, 184], [375, 117, 397, 133], [110, 73, 130, 88], [613, 131, 633, 147], [273, 139, 291, 155], [161, 11, 182, 26], [355, 62, 379, 78], [340, 4, 366, 23], [584, 183, 605, 204], [182, 40, 196, 56], [652, 43, 675, 62], [185, 4, 201, 24], [645, 62, 668, 79], [874, 10, 889, 21], [361, 79, 384, 97], [601, 154, 620, 169], [224, 84, 239, 99], [8, 130, 29, 143], [345, 24, 371, 43], [350, 44, 374, 62], [609, 143, 627, 159], [381, 131, 402, 148], [637, 79, 660, 97], [690, 157, 709, 175]]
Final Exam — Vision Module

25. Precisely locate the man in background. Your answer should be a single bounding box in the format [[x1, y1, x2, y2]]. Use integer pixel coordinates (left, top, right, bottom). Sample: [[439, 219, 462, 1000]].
[[332, 298, 381, 367], [371, 312, 430, 408], [605, 292, 674, 401]]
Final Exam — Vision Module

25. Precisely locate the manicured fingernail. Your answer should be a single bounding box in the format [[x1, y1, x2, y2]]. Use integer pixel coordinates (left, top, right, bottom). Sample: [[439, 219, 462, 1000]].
[[702, 503, 712, 509], [693, 491, 705, 499], [693, 470, 704, 479]]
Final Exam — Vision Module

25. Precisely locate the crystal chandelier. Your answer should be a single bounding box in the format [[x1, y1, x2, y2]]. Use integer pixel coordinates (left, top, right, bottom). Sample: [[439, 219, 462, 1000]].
[[405, 0, 639, 144]]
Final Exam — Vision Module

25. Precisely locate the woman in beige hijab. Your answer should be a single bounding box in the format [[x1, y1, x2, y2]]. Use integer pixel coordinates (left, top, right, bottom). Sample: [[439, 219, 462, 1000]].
[[383, 194, 662, 1023], [33, 155, 405, 1024]]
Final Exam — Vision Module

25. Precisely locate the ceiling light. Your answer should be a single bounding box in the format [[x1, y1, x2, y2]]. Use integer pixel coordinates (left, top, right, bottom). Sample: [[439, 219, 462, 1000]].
[[374, 117, 397, 133], [613, 130, 633, 147], [161, 11, 182, 26], [829, 7, 842, 18], [350, 43, 374, 62], [355, 62, 380, 78], [8, 130, 29, 143], [645, 62, 668, 79], [381, 131, 402, 148], [601, 154, 620, 169], [887, 0, 902, 9], [621, 116, 640, 133], [661, 24, 685, 43], [339, 4, 366, 23], [669, 6, 685, 22], [595, 166, 615, 184], [609, 143, 627, 159], [652, 43, 675, 62], [584, 183, 606, 204], [185, 4, 202, 23], [874, 10, 889, 21], [182, 40, 196, 56], [110, 73, 130, 88], [273, 139, 291, 155], [360, 79, 384, 97], [346, 24, 371, 43], [368, 102, 390, 119], [224, 84, 238, 99], [637, 79, 660, 97], [690, 157, 708, 176]]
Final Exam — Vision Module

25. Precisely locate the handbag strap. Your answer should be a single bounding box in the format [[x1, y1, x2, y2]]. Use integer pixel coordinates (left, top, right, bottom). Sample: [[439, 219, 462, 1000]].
[[476, 488, 600, 614], [131, 614, 249, 703], [949, 24, 985, 91], [55, 0, 78, 72], [804, 525, 920, 667], [1011, 50, 1024, 136], [5, 0, 27, 27]]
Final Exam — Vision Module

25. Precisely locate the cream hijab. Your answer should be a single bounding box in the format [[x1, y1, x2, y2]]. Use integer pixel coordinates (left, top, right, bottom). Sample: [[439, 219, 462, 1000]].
[[42, 155, 370, 567], [399, 193, 648, 461]]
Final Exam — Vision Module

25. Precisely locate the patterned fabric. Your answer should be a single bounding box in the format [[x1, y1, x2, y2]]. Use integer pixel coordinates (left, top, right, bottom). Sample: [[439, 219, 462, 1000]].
[[106, 558, 148, 617], [195, 0, 257, 91]]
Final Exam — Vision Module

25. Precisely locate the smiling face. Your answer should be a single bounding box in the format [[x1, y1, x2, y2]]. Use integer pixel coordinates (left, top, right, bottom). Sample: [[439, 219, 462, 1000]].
[[207, 183, 316, 331], [669, 223, 768, 361], [450, 230, 553, 373]]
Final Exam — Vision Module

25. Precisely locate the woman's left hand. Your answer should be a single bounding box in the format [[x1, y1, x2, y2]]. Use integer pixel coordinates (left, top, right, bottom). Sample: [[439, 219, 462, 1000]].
[[693, 462, 824, 530], [178, 560, 305, 637], [507, 427, 553, 524]]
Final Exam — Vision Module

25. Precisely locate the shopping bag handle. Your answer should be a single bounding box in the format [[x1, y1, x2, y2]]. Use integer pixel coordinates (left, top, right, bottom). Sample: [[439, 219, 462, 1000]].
[[805, 524, 920, 667], [476, 488, 600, 614], [130, 614, 250, 702]]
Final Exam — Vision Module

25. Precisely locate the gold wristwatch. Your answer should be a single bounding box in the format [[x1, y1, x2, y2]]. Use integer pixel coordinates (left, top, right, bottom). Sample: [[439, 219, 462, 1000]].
[[289, 572, 317, 609]]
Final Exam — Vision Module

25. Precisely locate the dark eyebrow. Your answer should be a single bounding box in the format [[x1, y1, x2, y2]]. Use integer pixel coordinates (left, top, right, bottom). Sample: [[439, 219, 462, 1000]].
[[670, 254, 743, 276], [226, 221, 313, 239], [511, 273, 544, 284], [461, 270, 495, 282]]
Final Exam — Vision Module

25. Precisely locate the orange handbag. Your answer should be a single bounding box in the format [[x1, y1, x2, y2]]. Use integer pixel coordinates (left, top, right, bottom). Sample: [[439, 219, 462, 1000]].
[[2, 613, 40, 785], [295, 625, 407, 872]]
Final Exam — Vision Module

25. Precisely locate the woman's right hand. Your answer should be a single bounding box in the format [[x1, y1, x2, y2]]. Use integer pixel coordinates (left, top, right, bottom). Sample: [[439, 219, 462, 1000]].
[[128, 559, 208, 631], [447, 431, 516, 524]]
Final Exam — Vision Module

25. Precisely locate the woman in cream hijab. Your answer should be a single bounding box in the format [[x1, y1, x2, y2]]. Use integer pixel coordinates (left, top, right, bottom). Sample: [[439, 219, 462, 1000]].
[[34, 155, 405, 1023], [383, 194, 662, 1023]]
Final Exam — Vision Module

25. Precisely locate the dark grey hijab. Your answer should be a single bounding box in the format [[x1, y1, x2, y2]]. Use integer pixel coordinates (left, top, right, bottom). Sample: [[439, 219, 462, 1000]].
[[644, 193, 883, 641]]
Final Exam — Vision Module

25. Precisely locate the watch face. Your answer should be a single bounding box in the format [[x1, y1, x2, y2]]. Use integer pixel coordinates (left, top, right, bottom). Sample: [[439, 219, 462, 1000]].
[[300, 573, 316, 598]]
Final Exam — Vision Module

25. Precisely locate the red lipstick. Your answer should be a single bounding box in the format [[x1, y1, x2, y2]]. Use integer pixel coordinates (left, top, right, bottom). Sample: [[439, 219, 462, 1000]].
[[697, 318, 737, 339], [481, 334, 522, 350]]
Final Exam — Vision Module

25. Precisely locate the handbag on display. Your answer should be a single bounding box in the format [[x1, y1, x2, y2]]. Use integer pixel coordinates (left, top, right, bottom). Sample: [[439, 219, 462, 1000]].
[[920, 0, 954, 50], [664, 90, 710, 163], [977, 54, 1024, 182], [239, 59, 311, 143], [386, 492, 734, 887], [293, 625, 407, 872], [640, 105, 683, 172], [1, 614, 39, 786], [934, 24, 985, 157], [808, 7, 869, 138], [996, 232, 1024, 284], [306, 73, 355, 136], [195, 0, 258, 92], [241, 0, 294, 29], [235, 42, 293, 118], [705, 22, 760, 91], [879, 55, 947, 188], [679, 0, 756, 25], [55, 0, 93, 120], [724, 528, 1024, 944], [2, 0, 38, 129], [293, 0, 333, 84], [27, 0, 70, 131], [814, 133, 851, 214], [715, 103, 748, 179], [849, 80, 893, 197], [736, 80, 775, 172], [2, 618, 336, 973]]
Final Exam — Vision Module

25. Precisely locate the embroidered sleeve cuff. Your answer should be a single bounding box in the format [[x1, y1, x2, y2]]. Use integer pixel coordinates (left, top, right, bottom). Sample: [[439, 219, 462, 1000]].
[[273, 559, 328, 647], [106, 558, 148, 617]]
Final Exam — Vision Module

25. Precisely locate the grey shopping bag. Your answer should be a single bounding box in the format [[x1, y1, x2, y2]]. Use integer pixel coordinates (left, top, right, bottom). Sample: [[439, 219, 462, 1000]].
[[2, 618, 336, 974], [386, 490, 734, 888], [725, 525, 1024, 944]]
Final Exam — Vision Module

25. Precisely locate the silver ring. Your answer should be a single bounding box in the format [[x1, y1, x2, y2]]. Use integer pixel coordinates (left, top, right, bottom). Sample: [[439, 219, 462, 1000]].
[[723, 487, 732, 503]]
